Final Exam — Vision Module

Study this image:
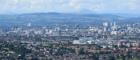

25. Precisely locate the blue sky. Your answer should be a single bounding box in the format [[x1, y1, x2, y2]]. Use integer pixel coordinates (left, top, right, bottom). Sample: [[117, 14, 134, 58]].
[[0, 0, 140, 14]]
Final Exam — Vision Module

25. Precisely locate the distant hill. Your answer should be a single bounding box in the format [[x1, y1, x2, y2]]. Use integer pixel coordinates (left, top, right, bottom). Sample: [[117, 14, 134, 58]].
[[0, 13, 140, 26]]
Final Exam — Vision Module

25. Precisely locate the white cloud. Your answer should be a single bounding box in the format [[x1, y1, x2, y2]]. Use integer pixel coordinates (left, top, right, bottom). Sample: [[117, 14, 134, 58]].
[[0, 0, 139, 14]]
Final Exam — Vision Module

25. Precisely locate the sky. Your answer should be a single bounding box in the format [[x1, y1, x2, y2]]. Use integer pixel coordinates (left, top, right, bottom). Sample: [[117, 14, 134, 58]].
[[0, 0, 140, 14]]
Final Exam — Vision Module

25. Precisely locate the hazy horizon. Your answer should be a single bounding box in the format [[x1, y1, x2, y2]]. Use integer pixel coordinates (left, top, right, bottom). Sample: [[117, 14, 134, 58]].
[[0, 0, 140, 15]]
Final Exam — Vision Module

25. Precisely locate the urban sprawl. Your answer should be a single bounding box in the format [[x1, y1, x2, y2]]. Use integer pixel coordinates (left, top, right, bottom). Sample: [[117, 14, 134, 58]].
[[0, 22, 140, 60]]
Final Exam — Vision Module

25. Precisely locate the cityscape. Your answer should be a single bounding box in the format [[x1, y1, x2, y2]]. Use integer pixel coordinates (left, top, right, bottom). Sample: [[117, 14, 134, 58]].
[[0, 21, 140, 60], [0, 0, 140, 60]]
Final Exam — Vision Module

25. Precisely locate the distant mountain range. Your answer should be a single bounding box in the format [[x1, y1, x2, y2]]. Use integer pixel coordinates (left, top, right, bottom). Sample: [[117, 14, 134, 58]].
[[0, 13, 140, 26]]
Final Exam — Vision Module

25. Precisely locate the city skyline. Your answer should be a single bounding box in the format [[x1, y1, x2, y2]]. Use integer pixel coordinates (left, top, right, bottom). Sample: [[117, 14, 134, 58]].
[[0, 0, 140, 60]]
